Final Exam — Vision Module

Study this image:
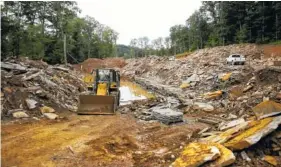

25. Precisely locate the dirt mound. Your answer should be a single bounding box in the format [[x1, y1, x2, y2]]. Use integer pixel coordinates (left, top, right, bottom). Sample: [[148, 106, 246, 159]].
[[73, 57, 127, 73], [262, 44, 281, 58], [1, 57, 86, 119]]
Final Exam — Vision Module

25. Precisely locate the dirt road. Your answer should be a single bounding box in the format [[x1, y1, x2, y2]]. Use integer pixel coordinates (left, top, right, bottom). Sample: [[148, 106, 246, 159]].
[[1, 113, 206, 167]]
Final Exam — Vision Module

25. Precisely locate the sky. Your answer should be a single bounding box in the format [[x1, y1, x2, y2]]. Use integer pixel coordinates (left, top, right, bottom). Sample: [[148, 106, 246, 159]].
[[78, 0, 201, 45]]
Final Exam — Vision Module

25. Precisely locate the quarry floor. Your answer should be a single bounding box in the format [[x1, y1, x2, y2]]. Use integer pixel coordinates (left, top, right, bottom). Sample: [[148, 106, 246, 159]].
[[1, 80, 206, 167], [1, 113, 206, 167]]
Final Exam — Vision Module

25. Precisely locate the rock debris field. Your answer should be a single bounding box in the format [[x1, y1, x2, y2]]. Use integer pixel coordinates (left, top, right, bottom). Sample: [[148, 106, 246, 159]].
[[2, 44, 281, 167]]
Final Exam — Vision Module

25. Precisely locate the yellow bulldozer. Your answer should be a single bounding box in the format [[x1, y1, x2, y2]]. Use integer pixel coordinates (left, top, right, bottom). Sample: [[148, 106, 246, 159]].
[[78, 69, 121, 115]]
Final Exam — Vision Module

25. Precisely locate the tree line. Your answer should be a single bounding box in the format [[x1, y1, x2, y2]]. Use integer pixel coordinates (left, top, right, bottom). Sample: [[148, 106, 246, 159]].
[[127, 1, 281, 57], [1, 1, 118, 64], [2, 1, 281, 62]]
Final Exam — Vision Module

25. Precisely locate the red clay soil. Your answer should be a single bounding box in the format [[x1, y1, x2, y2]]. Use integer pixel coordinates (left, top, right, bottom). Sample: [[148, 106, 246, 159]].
[[73, 58, 127, 73], [262, 44, 281, 57]]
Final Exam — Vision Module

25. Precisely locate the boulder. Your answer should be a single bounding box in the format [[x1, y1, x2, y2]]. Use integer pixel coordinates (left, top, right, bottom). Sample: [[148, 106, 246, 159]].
[[151, 107, 183, 124], [13, 111, 29, 118]]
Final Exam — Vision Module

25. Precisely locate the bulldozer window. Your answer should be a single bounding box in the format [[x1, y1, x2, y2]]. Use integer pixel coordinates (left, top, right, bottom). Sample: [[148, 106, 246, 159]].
[[98, 70, 110, 81]]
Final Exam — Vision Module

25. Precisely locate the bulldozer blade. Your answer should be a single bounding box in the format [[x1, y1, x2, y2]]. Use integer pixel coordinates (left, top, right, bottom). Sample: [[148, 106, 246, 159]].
[[77, 94, 117, 115]]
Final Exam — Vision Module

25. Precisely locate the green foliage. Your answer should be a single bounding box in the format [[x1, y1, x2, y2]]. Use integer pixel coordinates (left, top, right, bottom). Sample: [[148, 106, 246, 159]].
[[169, 1, 281, 54], [268, 40, 281, 45], [1, 1, 118, 64], [235, 25, 248, 43]]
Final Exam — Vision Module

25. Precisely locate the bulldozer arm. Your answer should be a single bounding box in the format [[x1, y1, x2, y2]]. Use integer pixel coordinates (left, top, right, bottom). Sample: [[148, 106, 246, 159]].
[[77, 94, 117, 115]]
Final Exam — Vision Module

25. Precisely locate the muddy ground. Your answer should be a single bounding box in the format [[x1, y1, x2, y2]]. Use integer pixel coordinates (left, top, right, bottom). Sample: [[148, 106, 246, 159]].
[[1, 113, 206, 167]]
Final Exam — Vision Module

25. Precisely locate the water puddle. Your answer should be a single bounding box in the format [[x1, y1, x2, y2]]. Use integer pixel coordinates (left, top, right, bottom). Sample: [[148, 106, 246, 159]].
[[119, 80, 154, 105]]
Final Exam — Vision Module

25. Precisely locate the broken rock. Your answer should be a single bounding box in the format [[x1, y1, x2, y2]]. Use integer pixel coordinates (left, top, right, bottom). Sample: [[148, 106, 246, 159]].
[[219, 72, 232, 81], [252, 100, 281, 119], [25, 98, 38, 109], [243, 85, 253, 92], [43, 113, 58, 120], [204, 90, 222, 100], [205, 142, 236, 167], [184, 74, 200, 84], [180, 83, 190, 89], [241, 151, 251, 162], [193, 102, 214, 112], [13, 111, 29, 118], [218, 118, 246, 131], [262, 155, 279, 166], [224, 116, 281, 150], [151, 107, 183, 124], [1, 62, 27, 71], [201, 121, 252, 144], [172, 142, 220, 167], [40, 106, 55, 113]]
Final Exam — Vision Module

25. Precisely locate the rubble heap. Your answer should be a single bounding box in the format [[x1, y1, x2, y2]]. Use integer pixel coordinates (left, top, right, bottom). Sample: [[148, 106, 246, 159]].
[[122, 44, 281, 119], [1, 57, 86, 119], [121, 44, 281, 166]]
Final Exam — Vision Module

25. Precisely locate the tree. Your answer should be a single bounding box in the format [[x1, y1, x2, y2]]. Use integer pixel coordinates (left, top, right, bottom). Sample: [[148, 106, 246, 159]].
[[129, 38, 137, 58], [1, 1, 119, 63], [164, 37, 171, 56]]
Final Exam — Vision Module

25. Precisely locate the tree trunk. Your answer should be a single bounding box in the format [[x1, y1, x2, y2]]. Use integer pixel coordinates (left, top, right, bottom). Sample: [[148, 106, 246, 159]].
[[275, 13, 278, 41], [188, 33, 190, 51], [200, 37, 203, 49], [88, 42, 91, 59], [250, 28, 252, 41], [64, 34, 67, 65], [41, 3, 46, 58], [87, 37, 91, 59], [262, 1, 265, 42], [16, 2, 21, 58]]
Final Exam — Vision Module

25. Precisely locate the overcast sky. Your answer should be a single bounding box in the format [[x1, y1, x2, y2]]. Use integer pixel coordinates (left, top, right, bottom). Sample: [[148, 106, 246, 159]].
[[78, 0, 201, 45]]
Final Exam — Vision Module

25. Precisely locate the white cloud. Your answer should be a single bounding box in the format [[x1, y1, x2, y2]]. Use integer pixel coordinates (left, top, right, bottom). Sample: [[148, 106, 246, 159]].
[[78, 0, 201, 45]]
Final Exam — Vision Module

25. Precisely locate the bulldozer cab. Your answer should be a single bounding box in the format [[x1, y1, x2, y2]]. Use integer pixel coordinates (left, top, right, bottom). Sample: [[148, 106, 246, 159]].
[[78, 68, 120, 115], [94, 69, 120, 94]]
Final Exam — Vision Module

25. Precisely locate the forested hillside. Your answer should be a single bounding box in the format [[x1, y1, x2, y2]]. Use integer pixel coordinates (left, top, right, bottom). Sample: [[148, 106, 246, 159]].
[[1, 1, 281, 62], [1, 1, 118, 64], [129, 1, 281, 57]]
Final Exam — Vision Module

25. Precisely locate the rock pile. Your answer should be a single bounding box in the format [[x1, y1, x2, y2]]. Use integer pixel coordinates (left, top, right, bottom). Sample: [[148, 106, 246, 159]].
[[1, 57, 86, 119], [121, 44, 281, 166], [122, 44, 281, 119]]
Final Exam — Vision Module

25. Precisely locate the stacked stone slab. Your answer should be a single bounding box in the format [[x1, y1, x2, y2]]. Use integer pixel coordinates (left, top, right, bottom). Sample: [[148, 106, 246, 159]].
[[151, 107, 183, 124]]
